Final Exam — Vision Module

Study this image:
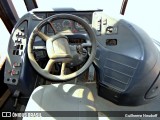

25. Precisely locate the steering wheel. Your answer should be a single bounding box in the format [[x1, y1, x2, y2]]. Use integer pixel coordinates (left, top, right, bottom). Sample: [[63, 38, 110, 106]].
[[27, 14, 96, 81]]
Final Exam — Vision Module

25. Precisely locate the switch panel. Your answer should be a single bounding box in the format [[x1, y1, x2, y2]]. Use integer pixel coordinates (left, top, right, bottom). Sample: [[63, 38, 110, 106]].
[[92, 12, 102, 35], [106, 26, 118, 34], [4, 20, 28, 85]]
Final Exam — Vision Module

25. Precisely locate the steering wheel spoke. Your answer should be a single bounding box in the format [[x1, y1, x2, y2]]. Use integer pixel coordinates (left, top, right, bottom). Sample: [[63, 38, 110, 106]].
[[36, 30, 50, 41], [60, 62, 66, 76], [44, 59, 55, 72], [47, 21, 57, 34], [81, 40, 92, 47]]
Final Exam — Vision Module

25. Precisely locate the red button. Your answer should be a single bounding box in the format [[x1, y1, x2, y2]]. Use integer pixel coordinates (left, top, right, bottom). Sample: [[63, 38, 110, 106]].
[[11, 69, 19, 75]]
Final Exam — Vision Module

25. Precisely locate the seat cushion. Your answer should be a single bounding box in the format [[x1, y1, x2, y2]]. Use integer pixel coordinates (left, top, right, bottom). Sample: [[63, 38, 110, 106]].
[[23, 84, 98, 120]]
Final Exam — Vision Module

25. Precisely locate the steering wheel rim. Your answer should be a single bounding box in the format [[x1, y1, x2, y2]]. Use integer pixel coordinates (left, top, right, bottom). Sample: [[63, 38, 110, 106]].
[[27, 14, 96, 81]]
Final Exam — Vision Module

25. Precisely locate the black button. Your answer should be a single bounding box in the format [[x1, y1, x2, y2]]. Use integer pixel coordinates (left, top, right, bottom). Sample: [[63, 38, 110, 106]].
[[12, 79, 16, 83], [17, 45, 20, 49], [16, 50, 19, 55], [13, 50, 16, 55], [20, 45, 23, 50], [16, 32, 20, 37]]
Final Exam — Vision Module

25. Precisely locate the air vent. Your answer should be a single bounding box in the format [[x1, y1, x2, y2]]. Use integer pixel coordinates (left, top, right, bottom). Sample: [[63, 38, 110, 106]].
[[102, 52, 139, 92]]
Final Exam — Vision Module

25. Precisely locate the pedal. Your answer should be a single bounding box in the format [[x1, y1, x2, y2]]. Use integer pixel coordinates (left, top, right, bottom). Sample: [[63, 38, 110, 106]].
[[13, 90, 20, 107]]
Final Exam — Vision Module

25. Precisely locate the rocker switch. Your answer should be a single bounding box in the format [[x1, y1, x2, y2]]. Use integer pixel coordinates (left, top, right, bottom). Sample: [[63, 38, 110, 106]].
[[11, 69, 19, 75], [13, 62, 21, 67]]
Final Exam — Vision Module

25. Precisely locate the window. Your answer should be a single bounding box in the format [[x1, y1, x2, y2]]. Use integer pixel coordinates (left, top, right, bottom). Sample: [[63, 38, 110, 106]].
[[12, 0, 27, 18], [0, 19, 10, 63], [124, 0, 160, 41], [37, 0, 123, 15]]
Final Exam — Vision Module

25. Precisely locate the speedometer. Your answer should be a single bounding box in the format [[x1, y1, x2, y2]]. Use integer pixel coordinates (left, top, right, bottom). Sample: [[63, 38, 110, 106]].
[[62, 20, 73, 32], [75, 17, 90, 32]]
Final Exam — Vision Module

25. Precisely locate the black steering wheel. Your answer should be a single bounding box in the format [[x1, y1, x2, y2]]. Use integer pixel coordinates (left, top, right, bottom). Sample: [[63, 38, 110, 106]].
[[27, 14, 96, 81]]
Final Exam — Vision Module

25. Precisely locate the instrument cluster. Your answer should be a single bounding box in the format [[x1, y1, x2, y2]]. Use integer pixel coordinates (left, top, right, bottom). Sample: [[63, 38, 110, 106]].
[[47, 17, 90, 33]]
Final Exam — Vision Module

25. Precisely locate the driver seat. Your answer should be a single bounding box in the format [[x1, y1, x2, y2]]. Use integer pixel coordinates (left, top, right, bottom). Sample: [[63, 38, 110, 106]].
[[23, 83, 98, 120]]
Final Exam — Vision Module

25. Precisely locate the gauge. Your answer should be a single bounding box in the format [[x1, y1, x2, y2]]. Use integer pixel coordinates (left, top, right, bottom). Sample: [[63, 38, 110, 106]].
[[75, 17, 90, 32], [53, 21, 62, 32], [62, 20, 72, 27], [62, 20, 73, 32]]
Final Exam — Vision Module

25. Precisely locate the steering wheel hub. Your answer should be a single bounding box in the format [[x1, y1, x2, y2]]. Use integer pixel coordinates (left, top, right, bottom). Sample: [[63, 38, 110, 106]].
[[46, 34, 72, 60]]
